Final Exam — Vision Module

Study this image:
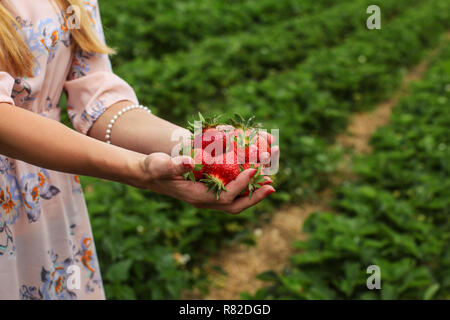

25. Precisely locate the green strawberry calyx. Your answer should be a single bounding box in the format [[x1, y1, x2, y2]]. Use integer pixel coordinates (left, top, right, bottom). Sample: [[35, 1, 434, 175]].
[[183, 164, 203, 183], [240, 164, 266, 199], [200, 173, 227, 200]]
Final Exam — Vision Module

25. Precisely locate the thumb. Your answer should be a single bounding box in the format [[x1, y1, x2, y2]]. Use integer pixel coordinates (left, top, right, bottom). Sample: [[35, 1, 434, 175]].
[[145, 153, 194, 179], [168, 155, 194, 177]]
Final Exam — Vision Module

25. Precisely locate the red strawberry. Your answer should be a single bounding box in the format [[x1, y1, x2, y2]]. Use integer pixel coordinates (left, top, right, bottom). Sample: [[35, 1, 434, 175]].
[[192, 149, 206, 180], [180, 147, 206, 182], [200, 151, 240, 199], [189, 113, 229, 157], [233, 129, 271, 163], [201, 128, 228, 156], [183, 113, 275, 199], [253, 134, 271, 163], [232, 127, 252, 163]]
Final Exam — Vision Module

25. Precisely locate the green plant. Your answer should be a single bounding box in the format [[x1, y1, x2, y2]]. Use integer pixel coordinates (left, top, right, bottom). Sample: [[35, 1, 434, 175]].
[[245, 42, 450, 300], [102, 0, 340, 62]]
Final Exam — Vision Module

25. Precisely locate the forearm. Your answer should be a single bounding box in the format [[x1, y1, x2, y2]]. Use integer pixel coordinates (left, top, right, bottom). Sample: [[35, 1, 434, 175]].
[[0, 103, 146, 187], [88, 100, 190, 155]]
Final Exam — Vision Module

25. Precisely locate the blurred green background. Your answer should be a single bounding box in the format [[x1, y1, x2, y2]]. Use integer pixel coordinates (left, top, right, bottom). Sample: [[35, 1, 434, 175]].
[[61, 0, 449, 299]]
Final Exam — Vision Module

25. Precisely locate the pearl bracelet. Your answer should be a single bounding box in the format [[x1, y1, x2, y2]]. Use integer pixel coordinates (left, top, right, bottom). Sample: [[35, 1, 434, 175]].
[[105, 104, 151, 144]]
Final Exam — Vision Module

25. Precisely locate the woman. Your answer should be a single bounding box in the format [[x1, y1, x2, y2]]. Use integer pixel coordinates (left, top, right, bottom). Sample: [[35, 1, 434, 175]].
[[0, 0, 276, 299]]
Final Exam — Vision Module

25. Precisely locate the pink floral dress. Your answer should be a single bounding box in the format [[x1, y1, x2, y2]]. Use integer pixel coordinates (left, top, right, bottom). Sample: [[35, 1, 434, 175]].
[[0, 0, 138, 299]]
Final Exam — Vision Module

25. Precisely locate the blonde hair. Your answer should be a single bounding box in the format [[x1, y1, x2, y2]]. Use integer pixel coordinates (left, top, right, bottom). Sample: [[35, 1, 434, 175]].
[[0, 0, 114, 78]]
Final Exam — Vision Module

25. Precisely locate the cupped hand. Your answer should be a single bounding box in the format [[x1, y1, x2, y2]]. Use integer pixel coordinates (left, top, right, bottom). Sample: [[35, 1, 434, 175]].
[[138, 153, 275, 214]]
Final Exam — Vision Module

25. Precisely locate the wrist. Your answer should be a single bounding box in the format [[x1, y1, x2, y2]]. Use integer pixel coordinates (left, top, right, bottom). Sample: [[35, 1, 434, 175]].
[[87, 142, 150, 189], [125, 151, 151, 189]]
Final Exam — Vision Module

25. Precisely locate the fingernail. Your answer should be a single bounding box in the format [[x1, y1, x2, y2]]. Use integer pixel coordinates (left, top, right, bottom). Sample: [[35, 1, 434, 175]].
[[249, 169, 258, 178], [266, 188, 276, 195]]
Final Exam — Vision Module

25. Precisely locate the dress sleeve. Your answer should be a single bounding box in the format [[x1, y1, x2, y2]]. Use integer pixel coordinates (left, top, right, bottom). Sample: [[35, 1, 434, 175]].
[[0, 72, 16, 105], [64, 0, 138, 135]]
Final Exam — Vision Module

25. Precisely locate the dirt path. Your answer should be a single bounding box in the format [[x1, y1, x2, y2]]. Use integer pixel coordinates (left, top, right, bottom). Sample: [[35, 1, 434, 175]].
[[336, 47, 439, 154], [187, 35, 449, 300]]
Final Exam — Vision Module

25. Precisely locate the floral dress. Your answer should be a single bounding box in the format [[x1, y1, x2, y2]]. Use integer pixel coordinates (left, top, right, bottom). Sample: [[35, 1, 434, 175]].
[[0, 0, 138, 299]]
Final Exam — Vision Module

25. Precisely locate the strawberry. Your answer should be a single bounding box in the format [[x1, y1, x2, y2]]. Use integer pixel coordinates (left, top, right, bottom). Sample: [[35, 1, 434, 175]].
[[189, 113, 228, 157], [192, 149, 206, 180], [252, 133, 271, 162], [200, 151, 240, 199], [205, 128, 227, 150], [181, 147, 205, 181], [229, 114, 272, 163], [183, 113, 275, 199], [193, 167, 204, 180], [233, 130, 271, 163]]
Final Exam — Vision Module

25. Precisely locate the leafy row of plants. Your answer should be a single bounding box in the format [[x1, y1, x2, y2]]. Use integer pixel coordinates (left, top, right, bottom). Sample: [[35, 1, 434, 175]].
[[245, 40, 450, 300], [102, 0, 338, 62], [116, 0, 424, 121], [82, 0, 449, 299], [219, 0, 450, 201]]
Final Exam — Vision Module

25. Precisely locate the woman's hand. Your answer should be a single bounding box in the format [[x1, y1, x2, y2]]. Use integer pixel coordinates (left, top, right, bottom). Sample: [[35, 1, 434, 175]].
[[136, 153, 275, 214]]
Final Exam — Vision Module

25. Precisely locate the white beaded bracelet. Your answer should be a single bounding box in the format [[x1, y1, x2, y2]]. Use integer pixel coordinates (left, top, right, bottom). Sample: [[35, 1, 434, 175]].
[[105, 104, 151, 144]]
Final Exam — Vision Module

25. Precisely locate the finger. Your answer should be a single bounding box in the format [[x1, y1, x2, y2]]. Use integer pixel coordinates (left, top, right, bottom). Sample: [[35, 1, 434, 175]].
[[171, 156, 194, 175], [260, 176, 273, 185], [171, 179, 220, 203], [189, 175, 272, 206], [149, 154, 194, 179], [261, 144, 279, 167], [176, 137, 194, 157], [260, 151, 271, 166], [226, 185, 275, 214], [271, 145, 280, 159], [262, 146, 280, 174], [225, 168, 258, 199]]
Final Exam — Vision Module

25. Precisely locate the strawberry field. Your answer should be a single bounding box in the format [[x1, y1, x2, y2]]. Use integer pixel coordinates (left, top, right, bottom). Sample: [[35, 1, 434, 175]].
[[246, 42, 450, 300], [68, 0, 450, 299]]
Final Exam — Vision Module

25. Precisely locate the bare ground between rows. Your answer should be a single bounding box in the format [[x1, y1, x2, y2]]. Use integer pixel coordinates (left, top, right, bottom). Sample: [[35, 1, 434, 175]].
[[182, 35, 449, 300]]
